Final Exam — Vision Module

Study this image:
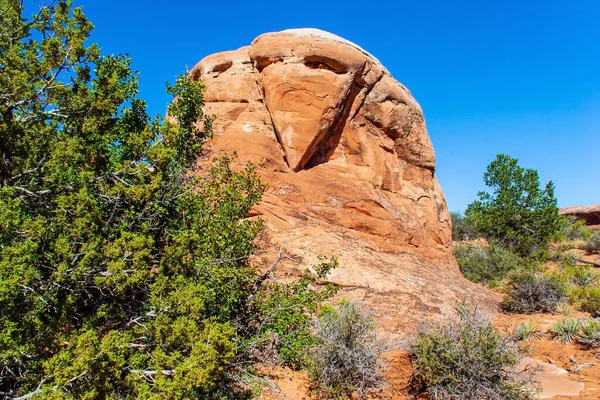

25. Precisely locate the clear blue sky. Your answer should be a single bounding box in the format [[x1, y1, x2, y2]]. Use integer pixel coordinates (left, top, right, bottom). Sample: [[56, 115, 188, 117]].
[[68, 0, 598, 211]]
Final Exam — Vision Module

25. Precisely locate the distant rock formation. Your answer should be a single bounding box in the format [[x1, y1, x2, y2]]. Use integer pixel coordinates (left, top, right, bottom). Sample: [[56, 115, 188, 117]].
[[560, 204, 600, 226], [191, 29, 497, 332]]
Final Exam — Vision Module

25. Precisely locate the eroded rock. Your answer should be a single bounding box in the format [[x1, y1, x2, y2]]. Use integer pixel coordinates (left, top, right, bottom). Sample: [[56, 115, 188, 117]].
[[560, 204, 600, 227], [191, 29, 498, 333]]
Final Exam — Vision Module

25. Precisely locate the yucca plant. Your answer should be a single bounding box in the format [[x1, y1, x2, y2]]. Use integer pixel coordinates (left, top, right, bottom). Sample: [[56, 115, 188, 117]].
[[512, 321, 543, 342], [576, 319, 600, 348], [549, 318, 582, 343]]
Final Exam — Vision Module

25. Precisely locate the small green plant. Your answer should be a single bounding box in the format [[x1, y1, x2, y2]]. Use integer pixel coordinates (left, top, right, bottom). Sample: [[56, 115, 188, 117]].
[[549, 318, 582, 343], [309, 300, 387, 399], [455, 243, 524, 284], [503, 271, 567, 314], [556, 216, 593, 241], [575, 286, 600, 315], [558, 303, 574, 316], [585, 232, 600, 254], [512, 320, 543, 342], [576, 319, 600, 348], [410, 303, 538, 400]]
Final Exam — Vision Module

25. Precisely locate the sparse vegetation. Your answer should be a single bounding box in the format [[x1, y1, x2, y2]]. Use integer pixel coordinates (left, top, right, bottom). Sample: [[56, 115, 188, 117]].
[[512, 320, 543, 342], [503, 271, 567, 314], [465, 154, 561, 256], [550, 259, 600, 315], [585, 232, 600, 254], [547, 318, 600, 347], [556, 216, 593, 241], [576, 319, 600, 348], [455, 243, 524, 284], [549, 318, 582, 343], [410, 303, 537, 400], [309, 300, 387, 399]]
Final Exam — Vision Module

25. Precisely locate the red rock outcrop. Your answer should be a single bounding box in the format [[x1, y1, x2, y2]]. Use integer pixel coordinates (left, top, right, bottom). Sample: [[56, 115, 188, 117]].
[[560, 204, 600, 227], [191, 29, 498, 333]]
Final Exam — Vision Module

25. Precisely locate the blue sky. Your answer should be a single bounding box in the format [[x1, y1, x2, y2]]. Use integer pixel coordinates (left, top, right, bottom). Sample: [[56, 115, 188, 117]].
[[69, 0, 598, 211]]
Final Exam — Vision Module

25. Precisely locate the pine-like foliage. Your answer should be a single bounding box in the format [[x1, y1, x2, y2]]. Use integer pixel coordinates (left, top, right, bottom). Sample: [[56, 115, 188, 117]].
[[465, 154, 560, 256], [0, 2, 336, 398]]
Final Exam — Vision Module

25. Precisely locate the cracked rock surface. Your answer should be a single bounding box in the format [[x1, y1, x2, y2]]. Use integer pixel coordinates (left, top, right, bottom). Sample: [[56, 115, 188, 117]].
[[191, 29, 498, 333]]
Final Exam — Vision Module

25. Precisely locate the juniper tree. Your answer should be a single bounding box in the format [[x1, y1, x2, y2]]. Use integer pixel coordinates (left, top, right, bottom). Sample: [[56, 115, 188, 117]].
[[0, 1, 335, 398], [465, 154, 560, 256]]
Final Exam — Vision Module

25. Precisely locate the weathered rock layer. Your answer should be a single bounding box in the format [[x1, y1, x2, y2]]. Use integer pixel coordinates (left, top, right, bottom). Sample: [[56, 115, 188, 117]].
[[191, 29, 497, 332], [560, 204, 600, 227]]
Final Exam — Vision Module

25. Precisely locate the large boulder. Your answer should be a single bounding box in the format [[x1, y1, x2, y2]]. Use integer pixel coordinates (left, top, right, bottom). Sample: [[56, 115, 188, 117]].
[[560, 204, 600, 227], [191, 29, 497, 333]]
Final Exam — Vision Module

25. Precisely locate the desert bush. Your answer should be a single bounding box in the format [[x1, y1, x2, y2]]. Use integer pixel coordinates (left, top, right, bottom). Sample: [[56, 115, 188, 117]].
[[585, 232, 600, 253], [551, 259, 600, 314], [465, 154, 561, 256], [575, 286, 600, 315], [575, 319, 600, 348], [512, 320, 543, 342], [309, 300, 387, 399], [455, 243, 524, 284], [549, 318, 582, 343], [410, 303, 537, 400], [451, 211, 478, 241], [556, 216, 593, 241], [503, 271, 567, 313]]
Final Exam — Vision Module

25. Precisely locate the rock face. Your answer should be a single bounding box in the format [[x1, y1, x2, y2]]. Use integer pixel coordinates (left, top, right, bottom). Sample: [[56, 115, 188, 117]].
[[191, 29, 497, 333], [560, 204, 600, 227]]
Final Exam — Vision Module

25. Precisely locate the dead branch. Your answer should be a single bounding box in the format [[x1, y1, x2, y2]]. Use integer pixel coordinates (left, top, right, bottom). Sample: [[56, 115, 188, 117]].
[[252, 246, 298, 292]]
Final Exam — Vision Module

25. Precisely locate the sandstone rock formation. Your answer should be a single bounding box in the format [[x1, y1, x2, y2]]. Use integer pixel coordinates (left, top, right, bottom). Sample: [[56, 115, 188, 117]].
[[191, 29, 498, 333], [560, 204, 600, 227]]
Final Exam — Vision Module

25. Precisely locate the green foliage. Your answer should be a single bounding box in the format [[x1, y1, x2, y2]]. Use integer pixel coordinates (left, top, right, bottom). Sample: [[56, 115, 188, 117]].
[[550, 259, 600, 314], [575, 318, 600, 348], [549, 318, 582, 343], [555, 216, 593, 242], [547, 318, 600, 347], [0, 2, 335, 398], [309, 300, 386, 399], [512, 320, 543, 342], [503, 271, 567, 314], [585, 232, 600, 254], [465, 154, 561, 256], [450, 211, 478, 241], [410, 303, 537, 400], [455, 243, 525, 284], [248, 257, 339, 368]]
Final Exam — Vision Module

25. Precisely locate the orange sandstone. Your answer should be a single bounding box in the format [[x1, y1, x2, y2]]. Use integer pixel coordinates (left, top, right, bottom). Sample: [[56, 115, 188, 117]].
[[191, 29, 498, 332]]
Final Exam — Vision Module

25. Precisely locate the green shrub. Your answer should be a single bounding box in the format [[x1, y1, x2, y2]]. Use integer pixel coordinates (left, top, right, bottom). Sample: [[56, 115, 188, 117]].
[[549, 318, 582, 343], [309, 300, 387, 399], [552, 259, 600, 314], [410, 303, 537, 400], [451, 211, 478, 241], [556, 216, 593, 241], [576, 319, 600, 348], [455, 243, 524, 284], [250, 258, 339, 368], [465, 154, 561, 256], [512, 320, 543, 342], [576, 286, 600, 315], [503, 271, 567, 314], [585, 232, 600, 254]]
